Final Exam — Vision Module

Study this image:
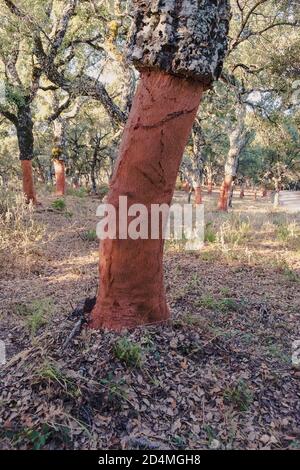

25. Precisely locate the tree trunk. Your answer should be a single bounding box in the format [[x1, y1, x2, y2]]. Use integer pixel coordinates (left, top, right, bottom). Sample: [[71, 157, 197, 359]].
[[262, 188, 267, 197], [191, 122, 204, 205], [273, 190, 280, 208], [217, 104, 246, 211], [17, 104, 37, 204], [91, 71, 203, 330], [239, 185, 245, 198], [91, 0, 230, 330], [218, 176, 232, 211], [194, 186, 202, 205], [21, 160, 36, 204], [52, 119, 66, 196], [207, 180, 213, 194], [53, 159, 66, 196]]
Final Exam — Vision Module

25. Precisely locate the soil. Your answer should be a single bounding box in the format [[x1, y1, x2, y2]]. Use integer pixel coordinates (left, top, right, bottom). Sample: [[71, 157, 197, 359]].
[[0, 188, 299, 450]]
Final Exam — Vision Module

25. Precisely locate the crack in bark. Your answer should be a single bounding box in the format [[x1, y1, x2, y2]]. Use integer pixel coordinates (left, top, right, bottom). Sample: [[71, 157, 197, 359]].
[[134, 106, 198, 130]]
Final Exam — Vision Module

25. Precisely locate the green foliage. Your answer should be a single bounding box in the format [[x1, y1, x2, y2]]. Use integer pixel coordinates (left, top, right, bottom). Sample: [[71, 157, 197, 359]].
[[82, 229, 97, 241], [66, 187, 87, 198], [15, 298, 53, 336], [98, 184, 109, 198], [37, 360, 81, 397], [113, 338, 142, 368], [204, 222, 217, 243], [51, 198, 66, 211], [197, 294, 240, 313], [223, 380, 253, 412]]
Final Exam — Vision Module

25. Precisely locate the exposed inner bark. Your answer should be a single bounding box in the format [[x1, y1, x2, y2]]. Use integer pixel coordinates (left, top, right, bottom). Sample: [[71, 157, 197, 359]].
[[53, 158, 66, 196], [91, 71, 203, 331], [194, 187, 202, 205], [21, 160, 36, 204], [217, 176, 232, 211]]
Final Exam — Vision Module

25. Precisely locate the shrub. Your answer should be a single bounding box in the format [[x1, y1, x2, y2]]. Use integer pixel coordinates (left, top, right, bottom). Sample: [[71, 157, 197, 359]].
[[113, 337, 142, 368]]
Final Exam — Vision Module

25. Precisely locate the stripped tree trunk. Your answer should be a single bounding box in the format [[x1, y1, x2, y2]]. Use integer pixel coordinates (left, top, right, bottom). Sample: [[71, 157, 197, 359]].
[[218, 105, 246, 211], [52, 119, 66, 196], [261, 187, 268, 197], [91, 0, 230, 331]]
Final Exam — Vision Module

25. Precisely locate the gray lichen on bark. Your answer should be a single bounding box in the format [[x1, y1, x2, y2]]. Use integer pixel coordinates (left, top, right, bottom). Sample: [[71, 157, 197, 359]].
[[127, 0, 231, 86]]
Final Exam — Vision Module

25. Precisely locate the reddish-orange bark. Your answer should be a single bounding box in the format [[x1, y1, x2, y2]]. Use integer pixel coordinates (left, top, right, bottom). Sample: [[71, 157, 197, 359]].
[[261, 188, 267, 197], [182, 181, 190, 193], [53, 159, 66, 196], [91, 71, 203, 331], [21, 160, 36, 204], [194, 186, 202, 204], [217, 176, 232, 211]]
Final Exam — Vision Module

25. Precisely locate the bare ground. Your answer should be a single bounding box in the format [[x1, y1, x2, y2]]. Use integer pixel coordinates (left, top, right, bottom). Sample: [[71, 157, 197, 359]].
[[0, 188, 300, 450]]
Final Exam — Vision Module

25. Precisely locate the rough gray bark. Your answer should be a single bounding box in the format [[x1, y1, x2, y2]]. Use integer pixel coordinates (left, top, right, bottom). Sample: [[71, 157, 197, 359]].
[[224, 105, 247, 180], [127, 0, 230, 86], [16, 102, 34, 160]]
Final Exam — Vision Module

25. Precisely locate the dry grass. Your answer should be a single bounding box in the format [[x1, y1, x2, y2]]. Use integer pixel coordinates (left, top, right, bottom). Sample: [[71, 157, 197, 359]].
[[0, 187, 300, 450]]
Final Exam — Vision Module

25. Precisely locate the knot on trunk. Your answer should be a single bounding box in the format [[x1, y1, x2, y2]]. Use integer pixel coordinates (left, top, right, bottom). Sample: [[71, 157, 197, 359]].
[[127, 0, 230, 86]]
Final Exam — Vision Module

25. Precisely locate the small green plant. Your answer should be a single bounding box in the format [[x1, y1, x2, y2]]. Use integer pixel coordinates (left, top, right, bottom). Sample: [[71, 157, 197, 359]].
[[203, 424, 217, 444], [98, 184, 109, 198], [113, 337, 142, 367], [223, 380, 253, 411], [204, 222, 217, 243], [66, 187, 87, 198], [38, 361, 81, 397], [64, 210, 73, 219], [51, 198, 66, 211], [281, 262, 300, 282], [220, 287, 230, 296], [82, 229, 97, 241], [197, 294, 239, 313], [25, 427, 52, 450], [100, 375, 128, 407], [170, 435, 186, 448], [15, 298, 53, 336]]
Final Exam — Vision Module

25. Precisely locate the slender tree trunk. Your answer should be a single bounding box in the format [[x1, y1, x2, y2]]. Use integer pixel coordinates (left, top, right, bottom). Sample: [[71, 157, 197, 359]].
[[91, 0, 230, 330], [261, 188, 267, 197], [194, 185, 202, 205], [218, 105, 246, 211], [52, 119, 66, 196], [207, 180, 213, 194], [21, 160, 36, 204], [191, 122, 204, 205], [228, 179, 236, 208], [17, 104, 37, 204], [239, 184, 245, 198], [91, 72, 203, 330], [53, 159, 66, 196], [218, 176, 232, 211]]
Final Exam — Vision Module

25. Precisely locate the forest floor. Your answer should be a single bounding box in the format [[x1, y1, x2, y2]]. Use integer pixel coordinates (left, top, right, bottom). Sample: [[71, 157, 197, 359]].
[[0, 187, 300, 450]]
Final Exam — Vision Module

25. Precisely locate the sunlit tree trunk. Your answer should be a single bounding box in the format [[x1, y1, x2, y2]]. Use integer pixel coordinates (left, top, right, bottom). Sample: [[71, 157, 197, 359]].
[[218, 105, 246, 211], [52, 119, 66, 196], [191, 122, 205, 205], [91, 0, 230, 331]]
